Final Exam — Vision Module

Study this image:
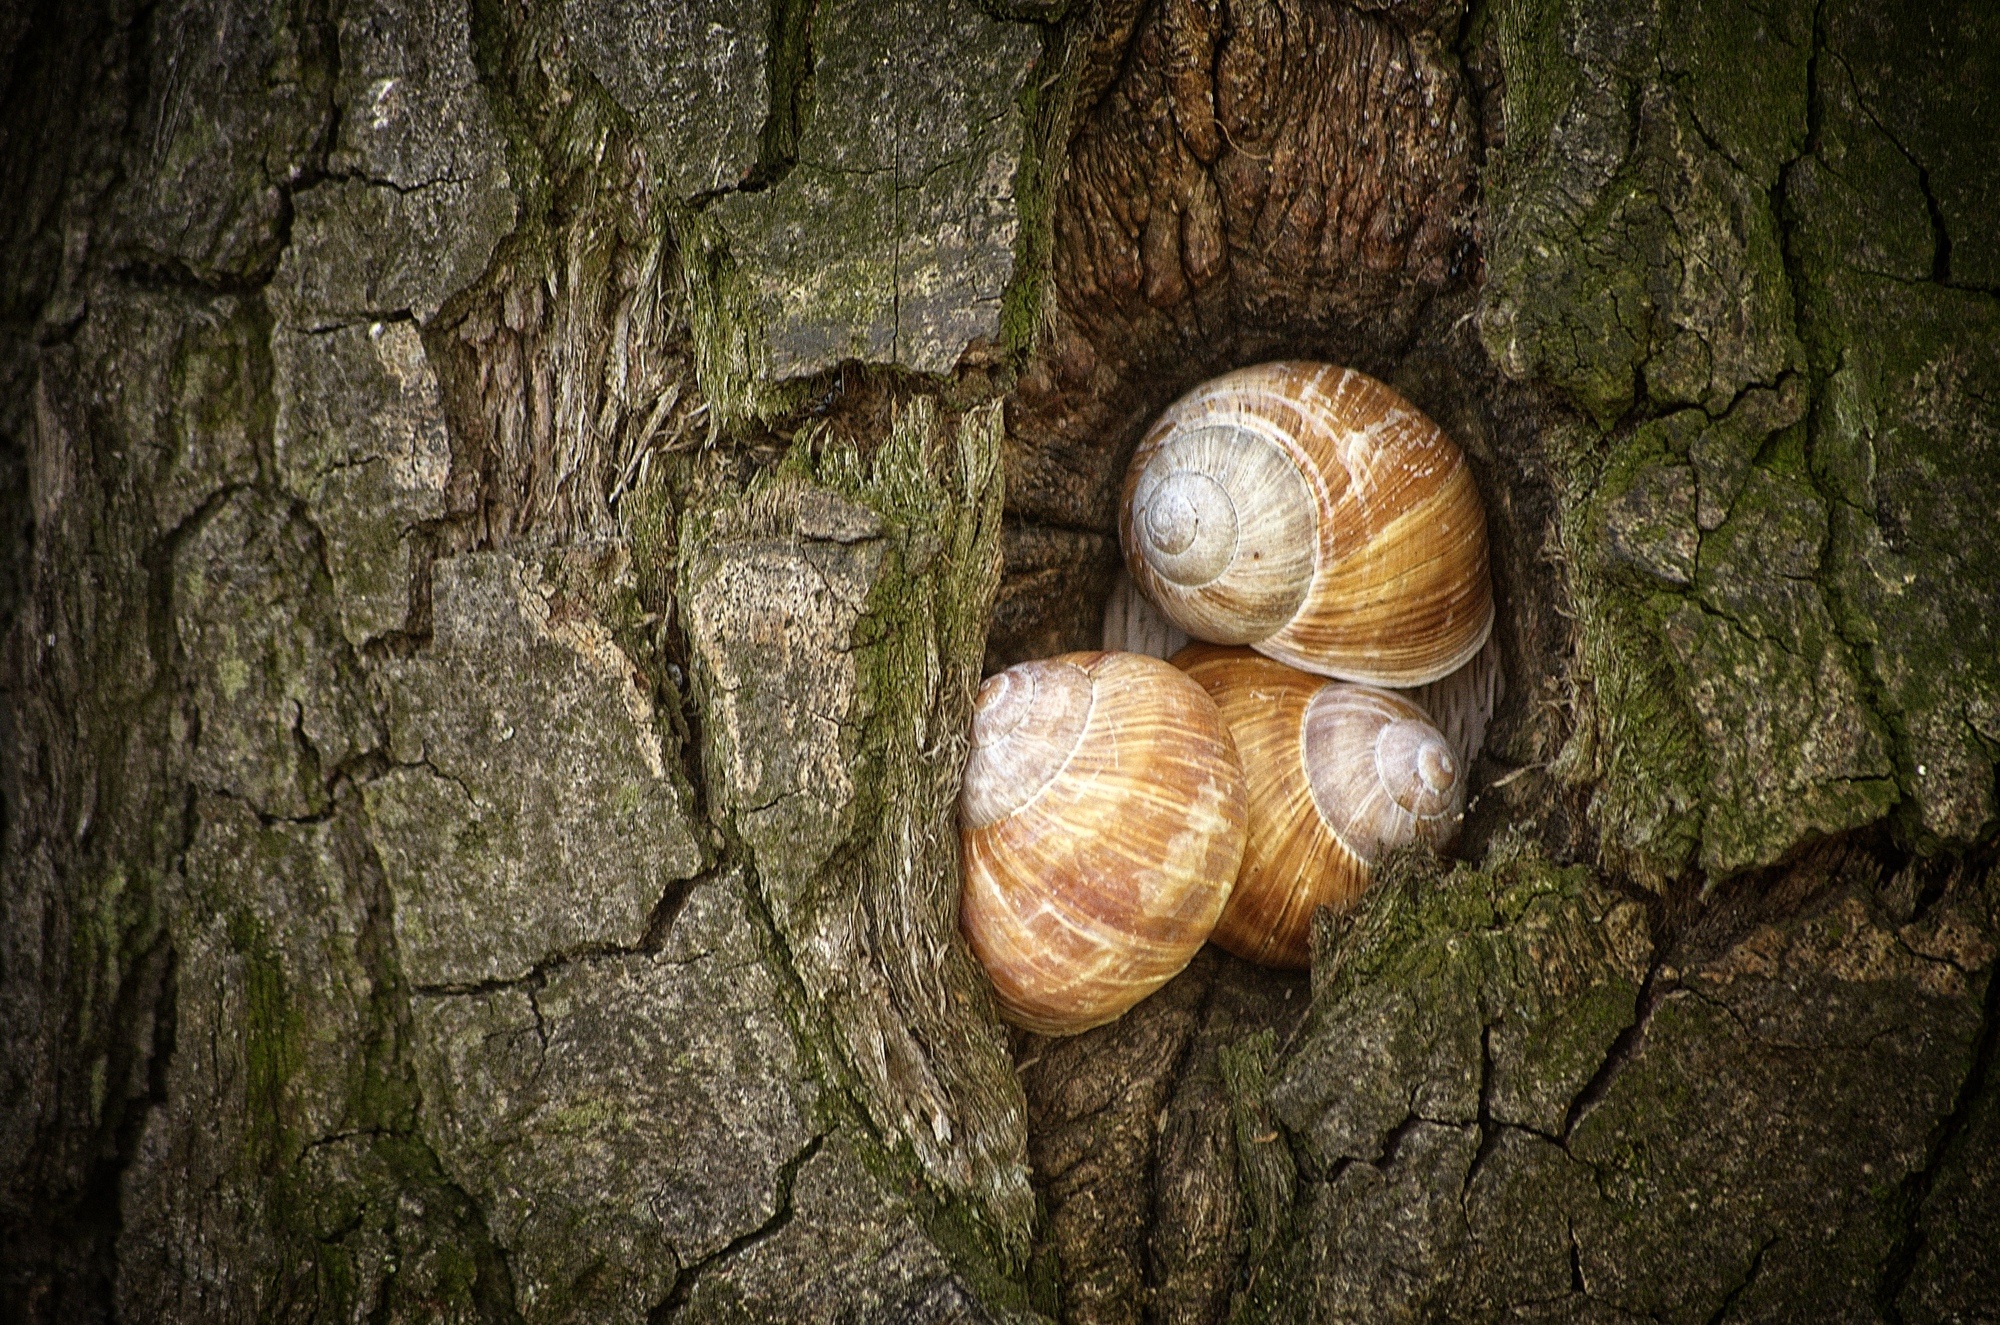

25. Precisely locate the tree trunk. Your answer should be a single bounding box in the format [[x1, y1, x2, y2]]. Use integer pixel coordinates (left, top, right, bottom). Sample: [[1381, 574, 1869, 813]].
[[1, 0, 1994, 1322]]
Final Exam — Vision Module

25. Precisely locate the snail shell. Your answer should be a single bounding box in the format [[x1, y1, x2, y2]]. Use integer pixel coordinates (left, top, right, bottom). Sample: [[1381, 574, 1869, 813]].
[[1407, 630, 1504, 770], [1174, 645, 1465, 968], [1121, 362, 1493, 686], [1101, 566, 1190, 660], [959, 651, 1247, 1035]]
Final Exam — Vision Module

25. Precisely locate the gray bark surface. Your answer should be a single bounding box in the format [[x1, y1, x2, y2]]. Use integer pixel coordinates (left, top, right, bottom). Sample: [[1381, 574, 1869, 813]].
[[1, 1, 1993, 1323]]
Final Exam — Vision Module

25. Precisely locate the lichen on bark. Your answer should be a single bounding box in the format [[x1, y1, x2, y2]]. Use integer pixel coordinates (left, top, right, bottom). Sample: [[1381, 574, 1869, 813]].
[[1231, 843, 1997, 1323], [678, 396, 1033, 1259]]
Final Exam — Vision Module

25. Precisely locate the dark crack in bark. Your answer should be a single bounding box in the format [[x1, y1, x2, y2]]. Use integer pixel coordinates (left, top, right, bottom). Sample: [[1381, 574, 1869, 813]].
[[647, 1133, 828, 1324], [1561, 955, 1670, 1142], [1460, 1020, 1501, 1201], [1705, 1234, 1776, 1325], [1875, 945, 2000, 1322]]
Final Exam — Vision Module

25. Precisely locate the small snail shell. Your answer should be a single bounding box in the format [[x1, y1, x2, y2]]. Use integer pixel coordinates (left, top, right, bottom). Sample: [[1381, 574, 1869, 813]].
[[1101, 566, 1189, 660], [1122, 362, 1493, 686], [1407, 630, 1504, 770], [959, 651, 1247, 1035], [1174, 645, 1465, 968]]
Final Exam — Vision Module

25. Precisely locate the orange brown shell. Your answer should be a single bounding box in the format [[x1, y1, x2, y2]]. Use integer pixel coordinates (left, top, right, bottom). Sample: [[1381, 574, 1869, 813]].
[[1122, 362, 1493, 687], [1174, 645, 1465, 968], [958, 651, 1247, 1034]]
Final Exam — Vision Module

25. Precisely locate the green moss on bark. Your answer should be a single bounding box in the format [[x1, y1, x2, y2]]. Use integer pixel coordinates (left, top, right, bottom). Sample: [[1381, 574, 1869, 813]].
[[675, 397, 1034, 1303], [1489, 0, 1996, 885]]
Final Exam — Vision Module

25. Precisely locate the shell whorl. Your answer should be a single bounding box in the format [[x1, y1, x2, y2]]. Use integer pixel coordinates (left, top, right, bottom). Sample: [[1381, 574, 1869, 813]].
[[1122, 362, 1494, 686], [960, 660, 1095, 830], [1302, 685, 1465, 866], [1125, 418, 1317, 644]]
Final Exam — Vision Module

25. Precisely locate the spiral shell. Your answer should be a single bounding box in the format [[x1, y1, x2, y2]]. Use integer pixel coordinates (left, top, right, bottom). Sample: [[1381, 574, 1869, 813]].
[[1174, 645, 1465, 968], [1122, 362, 1493, 686], [959, 651, 1247, 1034]]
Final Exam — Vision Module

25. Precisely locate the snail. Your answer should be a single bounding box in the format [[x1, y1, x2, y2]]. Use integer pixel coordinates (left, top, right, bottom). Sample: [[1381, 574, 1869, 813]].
[[1406, 630, 1503, 771], [1121, 362, 1493, 687], [958, 651, 1247, 1035], [1174, 645, 1465, 968]]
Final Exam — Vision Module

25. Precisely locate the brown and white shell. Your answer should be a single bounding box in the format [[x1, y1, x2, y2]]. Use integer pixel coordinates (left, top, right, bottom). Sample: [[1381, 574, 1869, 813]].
[[958, 651, 1247, 1035], [1174, 645, 1465, 968], [1122, 362, 1493, 687]]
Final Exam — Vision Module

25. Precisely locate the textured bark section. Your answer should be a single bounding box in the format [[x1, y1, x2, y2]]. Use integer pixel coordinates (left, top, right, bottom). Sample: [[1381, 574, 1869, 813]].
[[275, 0, 517, 328], [408, 868, 818, 1323], [1233, 846, 1998, 1323], [2, 0, 1040, 1319], [680, 400, 1036, 1257], [273, 319, 454, 645], [671, 1132, 1022, 1322], [562, 0, 769, 200], [102, 0, 336, 284], [1021, 956, 1216, 1325], [1792, 4, 2000, 851], [1017, 950, 1305, 1325], [707, 0, 1039, 380], [368, 552, 705, 987], [117, 793, 514, 1324], [427, 175, 693, 551], [172, 489, 383, 820], [3, 284, 264, 1317], [1480, 1, 1807, 425], [1490, 0, 1999, 883]]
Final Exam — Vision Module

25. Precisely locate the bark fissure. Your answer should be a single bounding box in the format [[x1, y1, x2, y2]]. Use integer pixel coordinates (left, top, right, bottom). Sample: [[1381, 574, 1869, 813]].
[[1874, 950, 2000, 1322], [1136, 963, 1221, 1307], [1459, 1019, 1501, 1200], [1703, 1234, 1776, 1325], [1560, 954, 1669, 1142], [648, 1132, 828, 1324]]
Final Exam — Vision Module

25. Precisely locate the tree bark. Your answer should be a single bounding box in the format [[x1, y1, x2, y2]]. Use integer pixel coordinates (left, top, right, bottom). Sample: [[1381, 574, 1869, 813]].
[[2, 1, 1994, 1323]]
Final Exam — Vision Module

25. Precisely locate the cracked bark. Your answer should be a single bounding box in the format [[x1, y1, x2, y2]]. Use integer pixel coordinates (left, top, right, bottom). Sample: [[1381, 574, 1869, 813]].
[[4, 0, 1998, 1322], [649, 1133, 830, 1323]]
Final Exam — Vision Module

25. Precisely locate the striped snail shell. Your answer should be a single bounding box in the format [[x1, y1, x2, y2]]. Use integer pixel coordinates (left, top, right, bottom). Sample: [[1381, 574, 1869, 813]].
[[1174, 645, 1465, 969], [958, 651, 1247, 1035], [1121, 362, 1494, 687]]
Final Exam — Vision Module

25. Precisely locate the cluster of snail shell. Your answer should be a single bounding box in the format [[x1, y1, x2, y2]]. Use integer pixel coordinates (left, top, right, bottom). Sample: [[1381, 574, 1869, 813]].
[[960, 362, 1498, 1035]]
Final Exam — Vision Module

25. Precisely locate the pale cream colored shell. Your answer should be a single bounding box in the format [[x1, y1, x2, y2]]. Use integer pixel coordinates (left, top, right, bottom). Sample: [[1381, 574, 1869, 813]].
[[1122, 362, 1494, 687], [1100, 566, 1189, 660], [1174, 645, 1465, 968], [959, 651, 1247, 1035], [1406, 630, 1503, 770]]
